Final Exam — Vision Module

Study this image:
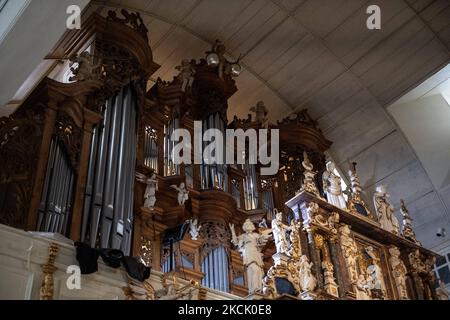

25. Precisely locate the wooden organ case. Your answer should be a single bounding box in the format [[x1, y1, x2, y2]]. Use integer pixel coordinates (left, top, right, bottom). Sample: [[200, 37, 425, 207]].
[[0, 9, 441, 300]]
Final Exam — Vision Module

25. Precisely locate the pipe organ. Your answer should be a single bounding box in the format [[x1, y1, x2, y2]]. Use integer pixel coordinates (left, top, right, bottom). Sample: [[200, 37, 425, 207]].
[[0, 8, 445, 301]]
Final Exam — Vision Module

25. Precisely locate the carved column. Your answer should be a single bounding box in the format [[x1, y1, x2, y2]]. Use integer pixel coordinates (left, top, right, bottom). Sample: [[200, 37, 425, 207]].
[[139, 206, 167, 271], [27, 102, 58, 231], [329, 238, 351, 298], [310, 233, 324, 291]]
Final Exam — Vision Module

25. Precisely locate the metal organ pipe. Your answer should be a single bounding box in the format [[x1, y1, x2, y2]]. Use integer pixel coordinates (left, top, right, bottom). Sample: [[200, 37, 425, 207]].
[[37, 136, 75, 235], [201, 246, 230, 293], [81, 85, 137, 254]]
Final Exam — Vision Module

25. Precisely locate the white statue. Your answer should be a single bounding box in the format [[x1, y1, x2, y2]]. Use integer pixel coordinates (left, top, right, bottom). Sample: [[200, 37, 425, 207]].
[[322, 162, 347, 210], [436, 280, 449, 300], [339, 225, 359, 284], [136, 173, 158, 209], [271, 209, 291, 255], [355, 274, 372, 300], [373, 185, 400, 234], [229, 219, 272, 294], [388, 246, 408, 299], [300, 151, 320, 197], [366, 246, 387, 297], [171, 182, 189, 206], [188, 219, 201, 241], [299, 255, 317, 292], [175, 59, 195, 93]]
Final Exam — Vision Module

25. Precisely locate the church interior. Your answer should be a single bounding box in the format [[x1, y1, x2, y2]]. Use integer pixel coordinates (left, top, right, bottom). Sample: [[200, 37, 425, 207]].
[[0, 0, 450, 301]]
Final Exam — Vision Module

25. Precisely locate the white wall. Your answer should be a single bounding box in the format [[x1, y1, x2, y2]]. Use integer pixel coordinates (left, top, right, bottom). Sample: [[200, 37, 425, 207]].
[[0, 0, 90, 112], [0, 224, 239, 300]]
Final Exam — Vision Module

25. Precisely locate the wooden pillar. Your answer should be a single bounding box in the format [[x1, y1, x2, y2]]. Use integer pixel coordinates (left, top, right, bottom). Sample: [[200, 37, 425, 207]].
[[308, 231, 324, 291], [69, 108, 102, 241], [27, 102, 58, 231], [329, 239, 352, 298]]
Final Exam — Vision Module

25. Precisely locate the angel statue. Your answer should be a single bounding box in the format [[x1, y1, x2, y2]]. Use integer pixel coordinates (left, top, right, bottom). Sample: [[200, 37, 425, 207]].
[[187, 219, 202, 241], [136, 172, 158, 209], [365, 246, 387, 297], [175, 59, 195, 93], [299, 255, 317, 292], [229, 219, 272, 294], [322, 162, 347, 210], [271, 209, 292, 255], [373, 185, 400, 234], [171, 182, 189, 206]]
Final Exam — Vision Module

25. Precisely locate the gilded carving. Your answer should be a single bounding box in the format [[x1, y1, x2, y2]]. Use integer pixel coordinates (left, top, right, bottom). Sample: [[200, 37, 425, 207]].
[[107, 9, 149, 41], [400, 200, 420, 245], [140, 236, 153, 267], [347, 162, 373, 219], [40, 243, 59, 300]]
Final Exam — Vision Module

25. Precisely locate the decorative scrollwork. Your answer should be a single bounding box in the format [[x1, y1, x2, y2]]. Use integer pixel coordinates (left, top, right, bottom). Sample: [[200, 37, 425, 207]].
[[277, 109, 318, 129], [200, 221, 231, 257], [107, 9, 149, 41], [55, 113, 82, 169], [0, 104, 46, 228], [140, 236, 153, 267]]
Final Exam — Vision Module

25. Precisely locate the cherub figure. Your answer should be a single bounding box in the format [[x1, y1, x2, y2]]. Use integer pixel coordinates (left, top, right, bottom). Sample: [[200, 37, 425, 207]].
[[136, 172, 158, 209], [175, 59, 195, 93], [171, 182, 189, 205], [188, 219, 202, 241]]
